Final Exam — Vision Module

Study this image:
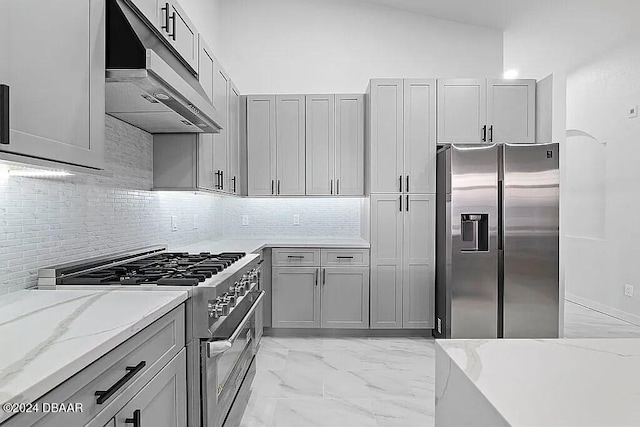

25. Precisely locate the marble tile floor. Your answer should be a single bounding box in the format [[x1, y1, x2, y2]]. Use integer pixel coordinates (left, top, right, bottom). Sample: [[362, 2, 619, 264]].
[[238, 301, 640, 427]]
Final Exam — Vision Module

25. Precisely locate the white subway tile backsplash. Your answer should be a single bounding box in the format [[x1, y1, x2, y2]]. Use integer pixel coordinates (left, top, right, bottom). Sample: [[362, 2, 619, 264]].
[[0, 116, 222, 293]]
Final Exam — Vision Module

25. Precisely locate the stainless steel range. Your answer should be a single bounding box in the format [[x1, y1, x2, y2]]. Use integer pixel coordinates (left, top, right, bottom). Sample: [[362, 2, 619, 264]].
[[37, 245, 264, 427]]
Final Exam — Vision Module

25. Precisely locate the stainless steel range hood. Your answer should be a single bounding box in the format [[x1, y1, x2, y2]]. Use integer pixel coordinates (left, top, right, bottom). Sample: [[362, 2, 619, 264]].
[[106, 0, 221, 134]]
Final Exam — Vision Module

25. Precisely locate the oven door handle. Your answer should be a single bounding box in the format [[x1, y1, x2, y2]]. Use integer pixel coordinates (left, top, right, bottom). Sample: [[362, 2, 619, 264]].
[[207, 291, 265, 358]]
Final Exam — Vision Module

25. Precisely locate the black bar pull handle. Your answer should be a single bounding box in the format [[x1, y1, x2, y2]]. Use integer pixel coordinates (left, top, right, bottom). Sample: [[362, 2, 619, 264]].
[[399, 175, 403, 192], [220, 170, 224, 190], [232, 176, 236, 193], [406, 175, 409, 193], [95, 361, 146, 405], [161, 3, 170, 33], [406, 195, 409, 212], [0, 84, 9, 145], [336, 256, 354, 259], [489, 125, 494, 143], [399, 195, 402, 212], [330, 179, 333, 195], [170, 12, 177, 40], [287, 255, 305, 259], [315, 268, 318, 287], [337, 179, 340, 195], [125, 409, 141, 427], [277, 180, 280, 195], [322, 268, 326, 286], [271, 180, 274, 195], [481, 125, 487, 142]]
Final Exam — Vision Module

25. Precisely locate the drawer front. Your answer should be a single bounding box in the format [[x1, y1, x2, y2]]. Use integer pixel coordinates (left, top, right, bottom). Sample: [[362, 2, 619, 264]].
[[272, 248, 320, 267], [5, 306, 185, 427], [321, 249, 370, 266]]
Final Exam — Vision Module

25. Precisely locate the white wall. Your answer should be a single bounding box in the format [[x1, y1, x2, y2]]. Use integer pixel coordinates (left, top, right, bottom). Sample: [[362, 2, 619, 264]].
[[211, 0, 503, 93], [0, 117, 222, 294], [564, 41, 640, 325]]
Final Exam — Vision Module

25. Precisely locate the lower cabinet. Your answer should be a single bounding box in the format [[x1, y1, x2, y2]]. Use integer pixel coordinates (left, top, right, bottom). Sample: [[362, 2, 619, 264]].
[[272, 267, 321, 328], [112, 350, 187, 427], [321, 267, 369, 329], [272, 248, 370, 329]]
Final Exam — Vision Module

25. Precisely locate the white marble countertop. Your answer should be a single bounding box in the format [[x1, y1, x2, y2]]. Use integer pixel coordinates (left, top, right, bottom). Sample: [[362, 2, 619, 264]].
[[436, 338, 640, 426], [170, 237, 370, 254], [0, 289, 187, 422]]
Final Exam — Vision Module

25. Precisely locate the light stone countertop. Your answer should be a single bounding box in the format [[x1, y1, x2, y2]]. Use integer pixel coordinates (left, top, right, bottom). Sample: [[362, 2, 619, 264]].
[[0, 289, 187, 422], [436, 338, 640, 426], [170, 237, 370, 254]]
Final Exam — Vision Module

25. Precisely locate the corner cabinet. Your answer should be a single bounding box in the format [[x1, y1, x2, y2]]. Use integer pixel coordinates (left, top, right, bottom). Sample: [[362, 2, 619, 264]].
[[437, 79, 535, 144], [0, 0, 105, 171]]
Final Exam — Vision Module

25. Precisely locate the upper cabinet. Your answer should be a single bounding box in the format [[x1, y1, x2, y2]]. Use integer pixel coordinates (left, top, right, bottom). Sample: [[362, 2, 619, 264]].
[[228, 82, 241, 194], [306, 94, 364, 196], [0, 0, 106, 171], [367, 79, 436, 194], [247, 93, 363, 197], [213, 66, 230, 192], [437, 79, 535, 144]]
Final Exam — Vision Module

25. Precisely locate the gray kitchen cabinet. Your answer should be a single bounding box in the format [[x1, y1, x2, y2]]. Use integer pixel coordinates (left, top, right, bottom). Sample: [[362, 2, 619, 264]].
[[228, 82, 241, 194], [404, 80, 436, 194], [198, 35, 216, 105], [437, 79, 486, 144], [276, 95, 306, 196], [213, 66, 230, 192], [370, 194, 404, 329], [367, 79, 435, 194], [272, 267, 321, 328], [305, 94, 335, 196], [402, 194, 435, 329], [335, 94, 364, 196], [370, 194, 435, 329], [437, 78, 536, 144], [321, 267, 369, 329], [247, 95, 277, 196], [0, 0, 105, 171], [367, 79, 404, 193], [157, 0, 199, 73], [487, 79, 536, 144], [114, 350, 187, 427]]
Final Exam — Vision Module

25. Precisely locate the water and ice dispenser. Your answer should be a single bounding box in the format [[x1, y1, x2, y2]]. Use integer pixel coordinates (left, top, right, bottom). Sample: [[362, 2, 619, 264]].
[[460, 214, 489, 252]]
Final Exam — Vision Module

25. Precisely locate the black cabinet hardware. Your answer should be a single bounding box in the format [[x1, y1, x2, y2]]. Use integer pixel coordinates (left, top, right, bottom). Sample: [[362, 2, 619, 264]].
[[406, 175, 409, 192], [277, 180, 280, 195], [315, 269, 318, 286], [336, 256, 354, 259], [406, 195, 409, 212], [399, 195, 402, 212], [170, 12, 176, 41], [95, 361, 146, 404], [399, 175, 402, 192], [287, 255, 304, 259], [330, 179, 333, 195], [271, 180, 274, 195], [482, 125, 487, 142], [161, 3, 170, 33], [337, 179, 340, 194], [125, 409, 141, 427], [489, 125, 494, 142], [232, 176, 236, 193], [322, 268, 326, 286], [0, 85, 8, 145]]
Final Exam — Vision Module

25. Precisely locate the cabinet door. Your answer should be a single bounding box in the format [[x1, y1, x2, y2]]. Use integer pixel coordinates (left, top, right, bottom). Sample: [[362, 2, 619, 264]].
[[228, 83, 241, 194], [370, 194, 404, 329], [158, 0, 199, 72], [487, 79, 536, 144], [272, 267, 320, 328], [115, 349, 187, 427], [437, 79, 487, 144], [321, 267, 369, 329], [129, 0, 159, 28], [305, 95, 335, 196], [0, 0, 105, 170], [213, 66, 229, 191], [403, 194, 435, 329], [335, 94, 364, 196], [404, 80, 436, 194], [197, 135, 215, 190], [247, 95, 276, 196], [276, 95, 306, 196], [198, 35, 215, 105], [369, 79, 404, 193]]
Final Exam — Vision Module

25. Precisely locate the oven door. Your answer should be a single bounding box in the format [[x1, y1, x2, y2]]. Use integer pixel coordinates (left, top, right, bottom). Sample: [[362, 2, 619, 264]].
[[201, 291, 264, 427]]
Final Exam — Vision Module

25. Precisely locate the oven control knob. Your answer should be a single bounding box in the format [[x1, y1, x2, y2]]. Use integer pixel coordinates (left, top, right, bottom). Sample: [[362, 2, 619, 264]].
[[219, 302, 230, 316], [208, 303, 217, 318], [238, 284, 246, 296], [225, 295, 236, 307]]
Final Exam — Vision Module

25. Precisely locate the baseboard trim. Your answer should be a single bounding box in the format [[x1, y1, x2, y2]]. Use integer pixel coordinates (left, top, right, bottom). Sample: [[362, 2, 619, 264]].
[[566, 293, 640, 327], [263, 327, 433, 338]]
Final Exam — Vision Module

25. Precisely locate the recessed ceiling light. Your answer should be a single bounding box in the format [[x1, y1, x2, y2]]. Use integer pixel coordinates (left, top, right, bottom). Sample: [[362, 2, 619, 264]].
[[154, 93, 170, 100], [503, 69, 520, 79]]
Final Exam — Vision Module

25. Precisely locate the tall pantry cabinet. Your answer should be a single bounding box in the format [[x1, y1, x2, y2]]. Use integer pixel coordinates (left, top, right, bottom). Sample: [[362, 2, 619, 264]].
[[366, 79, 436, 329]]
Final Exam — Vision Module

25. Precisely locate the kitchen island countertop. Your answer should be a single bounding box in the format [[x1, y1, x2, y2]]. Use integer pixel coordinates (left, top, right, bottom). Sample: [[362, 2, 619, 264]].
[[0, 289, 187, 422], [436, 338, 640, 427]]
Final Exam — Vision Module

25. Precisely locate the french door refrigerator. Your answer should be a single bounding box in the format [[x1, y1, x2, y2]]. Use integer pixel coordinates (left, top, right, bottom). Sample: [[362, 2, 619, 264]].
[[434, 143, 559, 339]]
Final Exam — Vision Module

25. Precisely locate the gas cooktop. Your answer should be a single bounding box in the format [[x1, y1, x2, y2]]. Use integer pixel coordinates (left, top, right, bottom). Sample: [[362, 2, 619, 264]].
[[59, 252, 246, 287]]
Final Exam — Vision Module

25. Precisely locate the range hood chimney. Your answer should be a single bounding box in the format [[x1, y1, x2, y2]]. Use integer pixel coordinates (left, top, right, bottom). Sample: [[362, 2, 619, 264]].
[[105, 0, 221, 134]]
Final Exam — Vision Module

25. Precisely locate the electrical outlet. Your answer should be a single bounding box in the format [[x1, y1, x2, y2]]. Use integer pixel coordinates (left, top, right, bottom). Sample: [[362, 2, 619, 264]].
[[624, 284, 634, 297], [242, 215, 249, 226], [171, 215, 178, 232], [193, 214, 198, 230], [293, 214, 300, 226], [629, 105, 638, 119]]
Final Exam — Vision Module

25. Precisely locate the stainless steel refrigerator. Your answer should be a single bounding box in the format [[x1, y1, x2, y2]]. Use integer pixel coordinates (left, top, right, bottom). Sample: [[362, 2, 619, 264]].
[[434, 143, 559, 339]]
